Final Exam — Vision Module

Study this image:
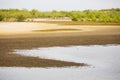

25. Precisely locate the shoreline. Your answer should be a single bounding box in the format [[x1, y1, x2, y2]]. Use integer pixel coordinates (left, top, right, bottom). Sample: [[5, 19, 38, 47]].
[[0, 22, 120, 67]]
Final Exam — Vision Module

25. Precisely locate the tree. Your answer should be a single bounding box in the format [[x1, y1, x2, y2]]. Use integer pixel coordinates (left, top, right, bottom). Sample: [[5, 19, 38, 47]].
[[31, 9, 39, 18], [0, 8, 120, 23], [70, 11, 80, 21]]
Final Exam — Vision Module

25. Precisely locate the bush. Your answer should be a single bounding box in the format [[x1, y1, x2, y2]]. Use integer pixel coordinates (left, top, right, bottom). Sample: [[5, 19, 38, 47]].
[[0, 15, 4, 21], [0, 8, 120, 23], [16, 14, 26, 22], [71, 17, 79, 21]]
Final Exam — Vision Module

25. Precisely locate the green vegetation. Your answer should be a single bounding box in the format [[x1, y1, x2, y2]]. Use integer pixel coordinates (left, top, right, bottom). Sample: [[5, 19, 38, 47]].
[[16, 14, 27, 22], [0, 15, 4, 21], [0, 8, 120, 23]]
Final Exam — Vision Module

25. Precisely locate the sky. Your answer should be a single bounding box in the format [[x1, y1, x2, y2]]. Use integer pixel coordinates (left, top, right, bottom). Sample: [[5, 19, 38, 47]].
[[0, 0, 120, 11]]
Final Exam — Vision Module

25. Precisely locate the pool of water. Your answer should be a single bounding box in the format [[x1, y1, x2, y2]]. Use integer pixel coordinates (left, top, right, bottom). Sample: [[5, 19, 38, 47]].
[[0, 45, 120, 80]]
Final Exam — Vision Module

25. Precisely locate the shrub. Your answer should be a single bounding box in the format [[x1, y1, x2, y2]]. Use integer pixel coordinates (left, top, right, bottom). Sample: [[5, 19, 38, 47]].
[[71, 17, 79, 21], [16, 14, 27, 22], [0, 15, 4, 21]]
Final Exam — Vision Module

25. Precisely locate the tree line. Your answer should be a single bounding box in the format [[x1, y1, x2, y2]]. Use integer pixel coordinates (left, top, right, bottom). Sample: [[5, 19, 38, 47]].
[[0, 8, 120, 23]]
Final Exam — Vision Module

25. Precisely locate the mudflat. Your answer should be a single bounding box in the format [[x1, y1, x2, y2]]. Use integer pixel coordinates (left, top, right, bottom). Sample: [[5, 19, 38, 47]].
[[0, 22, 120, 67]]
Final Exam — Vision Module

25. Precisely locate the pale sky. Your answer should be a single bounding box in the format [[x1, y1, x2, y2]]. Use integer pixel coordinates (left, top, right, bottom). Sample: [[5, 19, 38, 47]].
[[0, 0, 120, 11]]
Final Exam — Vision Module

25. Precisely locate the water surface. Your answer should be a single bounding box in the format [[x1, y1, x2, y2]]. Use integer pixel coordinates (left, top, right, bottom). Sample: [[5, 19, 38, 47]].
[[0, 45, 120, 80]]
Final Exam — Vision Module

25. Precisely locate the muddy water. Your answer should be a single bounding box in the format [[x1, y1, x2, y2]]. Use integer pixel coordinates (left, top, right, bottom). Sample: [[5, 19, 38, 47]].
[[0, 45, 120, 80]]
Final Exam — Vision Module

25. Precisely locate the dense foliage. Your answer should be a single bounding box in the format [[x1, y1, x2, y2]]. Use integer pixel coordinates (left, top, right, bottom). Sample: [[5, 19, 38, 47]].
[[0, 8, 120, 22]]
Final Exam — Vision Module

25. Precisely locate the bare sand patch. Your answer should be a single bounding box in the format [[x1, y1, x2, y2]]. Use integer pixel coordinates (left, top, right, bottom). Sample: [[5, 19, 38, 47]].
[[0, 22, 120, 36]]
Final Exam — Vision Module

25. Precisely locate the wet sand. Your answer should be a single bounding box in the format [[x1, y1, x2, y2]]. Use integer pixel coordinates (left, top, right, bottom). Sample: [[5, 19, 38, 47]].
[[0, 22, 120, 67]]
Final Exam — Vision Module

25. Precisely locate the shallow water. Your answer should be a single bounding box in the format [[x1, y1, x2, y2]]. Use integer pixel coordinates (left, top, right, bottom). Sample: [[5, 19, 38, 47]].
[[0, 45, 120, 80]]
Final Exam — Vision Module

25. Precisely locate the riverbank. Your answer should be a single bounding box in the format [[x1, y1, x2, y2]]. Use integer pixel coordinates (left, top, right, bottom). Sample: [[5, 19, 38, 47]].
[[0, 22, 120, 67]]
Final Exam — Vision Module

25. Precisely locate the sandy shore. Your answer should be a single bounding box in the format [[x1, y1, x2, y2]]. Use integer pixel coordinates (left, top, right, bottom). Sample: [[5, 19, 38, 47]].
[[0, 22, 120, 67], [0, 22, 120, 36]]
